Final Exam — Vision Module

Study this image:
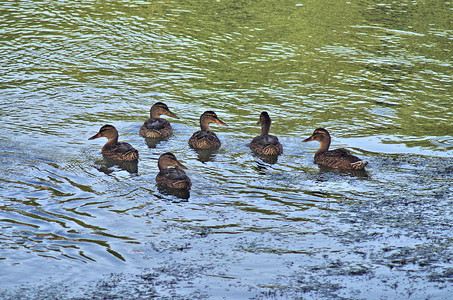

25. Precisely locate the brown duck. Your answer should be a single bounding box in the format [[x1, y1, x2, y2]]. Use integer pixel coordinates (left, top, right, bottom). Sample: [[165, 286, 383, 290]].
[[303, 128, 367, 170], [156, 152, 191, 190], [89, 125, 139, 161], [139, 102, 179, 138], [250, 111, 283, 156], [189, 111, 228, 149]]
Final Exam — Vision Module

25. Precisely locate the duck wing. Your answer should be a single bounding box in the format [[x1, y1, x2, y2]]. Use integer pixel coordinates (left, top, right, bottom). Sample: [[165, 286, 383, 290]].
[[157, 168, 191, 189], [317, 148, 367, 170], [189, 130, 221, 149], [253, 134, 280, 146], [250, 134, 283, 155], [114, 142, 136, 154], [325, 148, 352, 157], [192, 130, 218, 141], [161, 168, 189, 181], [103, 142, 138, 161], [143, 118, 170, 130]]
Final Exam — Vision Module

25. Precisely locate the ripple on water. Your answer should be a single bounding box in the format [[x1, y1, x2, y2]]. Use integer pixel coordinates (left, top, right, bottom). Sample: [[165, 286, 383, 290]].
[[1, 0, 452, 298]]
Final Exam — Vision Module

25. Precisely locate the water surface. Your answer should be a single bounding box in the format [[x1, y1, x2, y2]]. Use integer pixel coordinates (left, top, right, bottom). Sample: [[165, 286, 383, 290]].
[[0, 0, 452, 299]]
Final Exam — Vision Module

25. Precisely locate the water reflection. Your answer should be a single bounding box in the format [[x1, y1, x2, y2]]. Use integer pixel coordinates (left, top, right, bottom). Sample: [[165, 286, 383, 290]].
[[144, 137, 169, 149], [252, 153, 280, 164], [95, 158, 139, 175], [252, 159, 274, 175], [193, 148, 218, 163], [157, 185, 190, 200]]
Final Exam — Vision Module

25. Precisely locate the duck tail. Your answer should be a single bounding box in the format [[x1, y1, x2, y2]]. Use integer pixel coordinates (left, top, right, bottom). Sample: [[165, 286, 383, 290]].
[[262, 145, 282, 156], [351, 160, 368, 170]]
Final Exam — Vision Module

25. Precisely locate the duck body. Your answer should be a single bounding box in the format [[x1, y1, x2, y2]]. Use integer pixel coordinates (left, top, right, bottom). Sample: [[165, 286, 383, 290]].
[[303, 128, 367, 170], [314, 148, 367, 170], [250, 135, 283, 156], [250, 112, 283, 156], [156, 152, 191, 189], [156, 168, 191, 189], [189, 111, 227, 150], [189, 130, 221, 149], [89, 125, 139, 161], [140, 118, 172, 138], [139, 102, 178, 138]]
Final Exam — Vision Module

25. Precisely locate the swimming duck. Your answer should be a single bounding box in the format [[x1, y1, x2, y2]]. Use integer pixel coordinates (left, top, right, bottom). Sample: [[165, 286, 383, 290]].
[[139, 102, 179, 138], [302, 128, 367, 170], [189, 111, 228, 149], [89, 125, 139, 161], [156, 152, 191, 189], [250, 111, 283, 156]]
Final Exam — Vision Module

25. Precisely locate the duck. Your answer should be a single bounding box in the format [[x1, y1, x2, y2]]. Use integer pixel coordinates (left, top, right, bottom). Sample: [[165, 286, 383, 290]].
[[89, 125, 139, 161], [250, 111, 283, 156], [156, 152, 191, 189], [189, 111, 228, 149], [139, 102, 179, 138], [302, 128, 367, 170]]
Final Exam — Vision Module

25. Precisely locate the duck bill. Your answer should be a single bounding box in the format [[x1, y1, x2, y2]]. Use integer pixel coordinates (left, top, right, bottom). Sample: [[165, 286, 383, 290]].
[[302, 136, 314, 142], [167, 111, 179, 119], [215, 118, 228, 126], [175, 160, 188, 170], [88, 132, 101, 140]]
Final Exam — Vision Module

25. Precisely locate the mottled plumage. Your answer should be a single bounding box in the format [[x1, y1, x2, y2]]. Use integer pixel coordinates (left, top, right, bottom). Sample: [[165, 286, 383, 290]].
[[89, 125, 139, 161], [303, 128, 367, 170], [156, 152, 191, 190], [250, 111, 283, 156], [189, 111, 227, 150], [139, 102, 179, 138]]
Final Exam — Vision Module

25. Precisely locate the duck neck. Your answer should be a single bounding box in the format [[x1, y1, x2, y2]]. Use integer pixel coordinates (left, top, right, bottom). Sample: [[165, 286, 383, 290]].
[[103, 136, 118, 149], [157, 160, 168, 171], [261, 121, 271, 136], [150, 108, 160, 118], [200, 120, 210, 131], [315, 139, 330, 156]]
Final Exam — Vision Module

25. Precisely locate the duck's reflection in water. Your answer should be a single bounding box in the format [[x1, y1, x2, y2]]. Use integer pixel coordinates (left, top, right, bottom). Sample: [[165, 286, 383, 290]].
[[96, 157, 139, 175], [254, 153, 279, 164], [157, 185, 190, 200], [144, 136, 169, 149], [194, 149, 218, 163]]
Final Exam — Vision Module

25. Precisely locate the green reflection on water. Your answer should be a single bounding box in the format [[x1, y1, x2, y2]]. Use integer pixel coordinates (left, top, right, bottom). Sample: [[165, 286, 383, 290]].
[[1, 0, 451, 144]]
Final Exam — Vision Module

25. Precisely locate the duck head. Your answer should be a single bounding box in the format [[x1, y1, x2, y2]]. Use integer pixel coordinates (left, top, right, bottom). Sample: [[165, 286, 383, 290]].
[[158, 152, 188, 171], [150, 102, 179, 119]]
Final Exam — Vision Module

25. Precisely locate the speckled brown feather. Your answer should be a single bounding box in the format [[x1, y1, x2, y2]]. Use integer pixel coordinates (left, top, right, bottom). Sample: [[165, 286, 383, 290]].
[[155, 152, 191, 190], [139, 118, 172, 138], [250, 135, 283, 156], [189, 111, 227, 150], [189, 130, 221, 149], [140, 102, 178, 138], [102, 142, 139, 161], [250, 112, 283, 156], [303, 128, 367, 170], [314, 148, 367, 170], [156, 168, 191, 189], [89, 125, 139, 162]]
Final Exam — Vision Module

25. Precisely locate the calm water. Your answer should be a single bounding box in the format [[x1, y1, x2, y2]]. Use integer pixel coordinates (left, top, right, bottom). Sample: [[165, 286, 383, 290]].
[[1, 0, 452, 299]]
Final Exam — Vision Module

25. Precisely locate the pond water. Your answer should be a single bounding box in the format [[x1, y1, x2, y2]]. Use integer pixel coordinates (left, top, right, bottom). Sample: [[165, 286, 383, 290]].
[[0, 0, 452, 299]]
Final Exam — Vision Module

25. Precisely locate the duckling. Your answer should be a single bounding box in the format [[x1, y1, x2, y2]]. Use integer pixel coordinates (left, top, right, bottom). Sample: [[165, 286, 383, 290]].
[[189, 111, 228, 149], [156, 152, 191, 189], [139, 102, 179, 138], [250, 111, 283, 156], [303, 128, 367, 170], [89, 125, 139, 161]]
